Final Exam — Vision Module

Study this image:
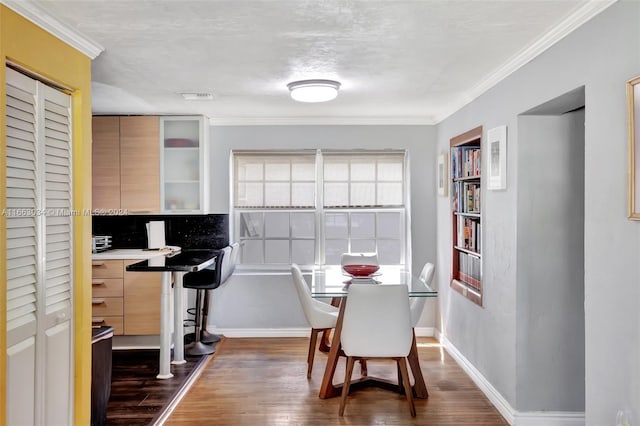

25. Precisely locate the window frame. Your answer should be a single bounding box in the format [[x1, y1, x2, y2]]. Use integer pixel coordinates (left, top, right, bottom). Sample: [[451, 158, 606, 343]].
[[231, 149, 408, 269]]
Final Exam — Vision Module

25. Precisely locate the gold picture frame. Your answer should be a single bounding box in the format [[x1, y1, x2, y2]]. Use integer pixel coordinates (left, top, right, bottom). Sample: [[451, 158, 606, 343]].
[[628, 75, 640, 220]]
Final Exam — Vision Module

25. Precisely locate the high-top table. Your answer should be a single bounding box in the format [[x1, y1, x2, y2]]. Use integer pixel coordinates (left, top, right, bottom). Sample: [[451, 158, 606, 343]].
[[309, 267, 438, 399], [126, 249, 218, 379]]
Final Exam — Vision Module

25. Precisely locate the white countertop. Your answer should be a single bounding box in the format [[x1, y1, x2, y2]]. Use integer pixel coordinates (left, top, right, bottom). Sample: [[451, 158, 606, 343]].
[[91, 249, 165, 260]]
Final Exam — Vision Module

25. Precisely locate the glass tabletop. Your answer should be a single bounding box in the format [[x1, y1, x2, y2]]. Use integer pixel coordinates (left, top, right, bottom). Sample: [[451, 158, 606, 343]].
[[310, 266, 437, 298]]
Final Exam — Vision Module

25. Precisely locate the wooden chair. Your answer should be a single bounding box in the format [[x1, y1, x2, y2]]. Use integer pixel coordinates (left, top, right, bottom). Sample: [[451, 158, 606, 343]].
[[338, 284, 416, 417], [290, 264, 339, 378]]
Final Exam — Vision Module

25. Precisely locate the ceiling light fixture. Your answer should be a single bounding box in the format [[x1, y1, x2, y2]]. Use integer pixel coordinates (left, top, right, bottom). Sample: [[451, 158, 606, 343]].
[[287, 79, 341, 103]]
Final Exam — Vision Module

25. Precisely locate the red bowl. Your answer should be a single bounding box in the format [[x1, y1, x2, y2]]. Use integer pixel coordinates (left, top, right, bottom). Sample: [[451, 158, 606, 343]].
[[343, 264, 379, 277]]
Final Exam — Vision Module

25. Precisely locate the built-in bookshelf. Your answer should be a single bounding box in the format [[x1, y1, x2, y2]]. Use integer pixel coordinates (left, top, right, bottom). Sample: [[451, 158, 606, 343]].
[[450, 126, 483, 305]]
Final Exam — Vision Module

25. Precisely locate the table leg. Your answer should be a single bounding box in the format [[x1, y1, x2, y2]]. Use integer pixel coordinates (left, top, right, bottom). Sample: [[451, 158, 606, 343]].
[[157, 272, 173, 379], [407, 330, 428, 398], [172, 271, 187, 365], [319, 297, 341, 353], [319, 301, 347, 399]]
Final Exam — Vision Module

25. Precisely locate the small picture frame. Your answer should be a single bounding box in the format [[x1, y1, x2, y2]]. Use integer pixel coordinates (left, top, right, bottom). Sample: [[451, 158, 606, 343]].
[[627, 75, 640, 220], [487, 125, 507, 190], [437, 152, 448, 196]]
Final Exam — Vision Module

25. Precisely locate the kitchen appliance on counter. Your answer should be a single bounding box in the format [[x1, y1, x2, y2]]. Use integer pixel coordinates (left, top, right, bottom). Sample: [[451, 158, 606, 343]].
[[92, 235, 112, 253]]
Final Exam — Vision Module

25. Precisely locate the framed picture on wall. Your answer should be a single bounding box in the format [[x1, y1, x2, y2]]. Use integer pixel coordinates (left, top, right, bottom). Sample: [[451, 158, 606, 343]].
[[627, 75, 640, 220], [487, 125, 507, 190], [437, 152, 447, 196]]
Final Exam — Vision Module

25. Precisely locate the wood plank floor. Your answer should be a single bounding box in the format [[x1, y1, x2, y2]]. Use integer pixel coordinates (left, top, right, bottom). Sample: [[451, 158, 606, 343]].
[[165, 337, 509, 425], [105, 349, 207, 425]]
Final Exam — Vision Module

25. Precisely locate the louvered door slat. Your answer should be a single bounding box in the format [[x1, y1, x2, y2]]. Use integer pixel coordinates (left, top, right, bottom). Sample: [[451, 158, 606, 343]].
[[5, 72, 38, 341], [43, 84, 73, 317]]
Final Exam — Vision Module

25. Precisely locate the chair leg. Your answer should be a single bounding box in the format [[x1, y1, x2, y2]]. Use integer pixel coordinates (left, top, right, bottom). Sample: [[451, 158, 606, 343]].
[[359, 359, 368, 376], [184, 289, 215, 356], [397, 357, 416, 417], [200, 290, 222, 344], [339, 356, 356, 416], [307, 329, 319, 379]]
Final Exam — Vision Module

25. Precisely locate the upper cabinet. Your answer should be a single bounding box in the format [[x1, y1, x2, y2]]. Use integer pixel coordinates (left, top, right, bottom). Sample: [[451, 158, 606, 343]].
[[160, 116, 209, 213], [120, 116, 160, 213], [92, 116, 121, 209], [92, 115, 160, 213], [92, 115, 208, 214]]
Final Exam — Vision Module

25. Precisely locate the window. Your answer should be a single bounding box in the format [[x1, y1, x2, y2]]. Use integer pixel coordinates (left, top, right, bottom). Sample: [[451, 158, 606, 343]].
[[232, 150, 407, 267]]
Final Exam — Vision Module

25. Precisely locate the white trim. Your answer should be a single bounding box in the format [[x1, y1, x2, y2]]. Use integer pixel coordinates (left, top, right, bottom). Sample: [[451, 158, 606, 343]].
[[432, 0, 618, 123], [514, 412, 585, 426], [440, 334, 516, 424], [437, 331, 585, 426], [0, 0, 104, 59], [210, 328, 311, 338], [413, 327, 434, 337], [208, 116, 436, 126]]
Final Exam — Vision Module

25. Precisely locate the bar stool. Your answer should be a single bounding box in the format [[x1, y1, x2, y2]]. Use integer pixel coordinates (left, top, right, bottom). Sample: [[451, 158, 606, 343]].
[[182, 244, 237, 356]]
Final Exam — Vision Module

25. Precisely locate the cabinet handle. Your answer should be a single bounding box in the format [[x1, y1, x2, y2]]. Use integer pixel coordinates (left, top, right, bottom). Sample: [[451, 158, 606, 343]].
[[92, 280, 105, 286], [92, 318, 105, 324], [92, 299, 105, 305], [92, 261, 105, 267], [129, 209, 153, 213]]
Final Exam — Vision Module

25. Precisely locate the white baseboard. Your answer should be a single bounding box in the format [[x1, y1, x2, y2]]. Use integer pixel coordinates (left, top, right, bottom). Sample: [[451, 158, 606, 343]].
[[514, 412, 585, 426], [211, 327, 310, 338], [210, 326, 435, 338], [414, 326, 435, 337], [436, 331, 584, 426]]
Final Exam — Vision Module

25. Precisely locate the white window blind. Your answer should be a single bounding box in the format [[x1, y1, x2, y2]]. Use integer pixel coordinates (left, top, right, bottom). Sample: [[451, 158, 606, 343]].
[[5, 70, 39, 338], [234, 153, 316, 208], [232, 150, 408, 266], [323, 152, 405, 208]]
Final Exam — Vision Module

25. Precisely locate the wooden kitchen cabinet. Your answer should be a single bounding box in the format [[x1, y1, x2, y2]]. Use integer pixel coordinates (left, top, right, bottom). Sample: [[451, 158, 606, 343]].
[[91, 259, 161, 335], [92, 116, 121, 210], [91, 260, 124, 334], [123, 260, 161, 335], [120, 116, 160, 213], [91, 115, 160, 213]]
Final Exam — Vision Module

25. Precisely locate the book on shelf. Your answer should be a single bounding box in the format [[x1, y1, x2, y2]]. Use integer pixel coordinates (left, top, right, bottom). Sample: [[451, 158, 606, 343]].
[[451, 146, 481, 179], [457, 251, 481, 290], [456, 216, 481, 253], [452, 181, 481, 214]]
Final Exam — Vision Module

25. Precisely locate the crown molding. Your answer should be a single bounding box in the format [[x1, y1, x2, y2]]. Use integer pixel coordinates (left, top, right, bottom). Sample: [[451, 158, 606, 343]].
[[208, 115, 437, 126], [1, 0, 104, 59], [432, 0, 618, 123]]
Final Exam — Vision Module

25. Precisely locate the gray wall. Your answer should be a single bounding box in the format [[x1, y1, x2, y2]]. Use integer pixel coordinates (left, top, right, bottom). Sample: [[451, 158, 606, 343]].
[[205, 125, 439, 329], [435, 1, 640, 422], [516, 110, 585, 411]]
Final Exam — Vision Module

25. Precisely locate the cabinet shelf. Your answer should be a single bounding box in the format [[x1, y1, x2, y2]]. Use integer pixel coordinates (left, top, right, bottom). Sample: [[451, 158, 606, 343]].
[[454, 246, 481, 257], [450, 126, 483, 306]]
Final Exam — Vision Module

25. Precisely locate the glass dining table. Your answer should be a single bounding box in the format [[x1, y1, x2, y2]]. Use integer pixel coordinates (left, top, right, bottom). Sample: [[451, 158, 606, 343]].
[[308, 266, 438, 399]]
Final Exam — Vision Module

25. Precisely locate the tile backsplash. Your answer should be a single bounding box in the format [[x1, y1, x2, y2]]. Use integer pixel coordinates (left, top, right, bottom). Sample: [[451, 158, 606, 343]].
[[92, 214, 229, 250]]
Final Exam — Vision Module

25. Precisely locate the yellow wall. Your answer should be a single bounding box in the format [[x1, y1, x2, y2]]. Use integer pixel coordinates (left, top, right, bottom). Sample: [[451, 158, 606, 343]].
[[0, 5, 93, 425]]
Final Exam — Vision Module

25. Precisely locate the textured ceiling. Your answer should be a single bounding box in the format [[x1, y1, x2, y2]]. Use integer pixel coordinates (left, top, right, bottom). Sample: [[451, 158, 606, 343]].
[[36, 0, 602, 124]]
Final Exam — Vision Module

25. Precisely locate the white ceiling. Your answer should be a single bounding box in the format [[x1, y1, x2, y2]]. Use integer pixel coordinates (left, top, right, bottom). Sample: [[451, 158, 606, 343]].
[[23, 0, 613, 124]]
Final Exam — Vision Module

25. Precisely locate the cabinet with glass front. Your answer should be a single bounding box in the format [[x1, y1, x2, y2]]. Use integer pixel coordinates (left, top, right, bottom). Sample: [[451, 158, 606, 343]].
[[160, 116, 208, 213]]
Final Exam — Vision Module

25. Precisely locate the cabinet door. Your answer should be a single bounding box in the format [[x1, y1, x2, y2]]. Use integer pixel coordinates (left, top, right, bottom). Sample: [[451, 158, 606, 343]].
[[120, 116, 160, 213], [92, 116, 120, 210], [160, 116, 207, 213], [123, 260, 161, 335]]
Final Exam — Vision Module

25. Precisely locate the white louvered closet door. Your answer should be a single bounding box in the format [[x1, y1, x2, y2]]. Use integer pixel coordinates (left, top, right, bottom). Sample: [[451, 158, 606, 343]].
[[5, 67, 73, 426]]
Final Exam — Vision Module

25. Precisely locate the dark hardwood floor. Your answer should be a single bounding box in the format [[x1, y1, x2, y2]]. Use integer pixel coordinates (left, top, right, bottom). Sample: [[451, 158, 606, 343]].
[[165, 337, 509, 425], [105, 349, 209, 426]]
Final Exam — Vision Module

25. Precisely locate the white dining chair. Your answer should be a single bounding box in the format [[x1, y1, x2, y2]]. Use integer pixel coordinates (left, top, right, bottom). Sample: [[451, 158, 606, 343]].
[[290, 264, 339, 378], [410, 262, 435, 327], [339, 284, 416, 417]]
